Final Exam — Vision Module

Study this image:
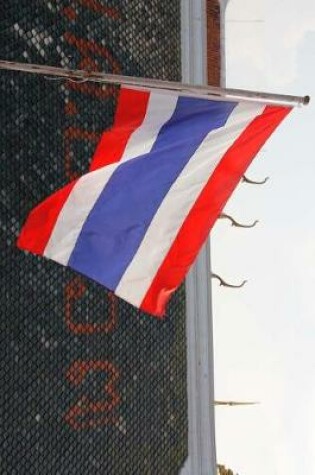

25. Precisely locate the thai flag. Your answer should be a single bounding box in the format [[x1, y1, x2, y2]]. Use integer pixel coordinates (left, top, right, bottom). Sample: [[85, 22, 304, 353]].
[[17, 87, 291, 317]]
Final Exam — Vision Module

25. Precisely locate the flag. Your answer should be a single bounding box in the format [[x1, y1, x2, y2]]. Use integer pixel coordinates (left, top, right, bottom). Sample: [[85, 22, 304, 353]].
[[17, 87, 291, 317]]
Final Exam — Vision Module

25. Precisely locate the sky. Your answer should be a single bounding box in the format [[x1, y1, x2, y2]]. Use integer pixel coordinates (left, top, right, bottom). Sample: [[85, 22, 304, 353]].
[[213, 1, 315, 474]]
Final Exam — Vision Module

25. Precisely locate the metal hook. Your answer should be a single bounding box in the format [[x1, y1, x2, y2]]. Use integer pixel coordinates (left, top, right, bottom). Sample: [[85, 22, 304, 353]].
[[242, 175, 269, 185], [44, 75, 88, 83], [219, 213, 259, 229], [67, 77, 89, 83], [43, 55, 90, 83], [211, 273, 247, 289]]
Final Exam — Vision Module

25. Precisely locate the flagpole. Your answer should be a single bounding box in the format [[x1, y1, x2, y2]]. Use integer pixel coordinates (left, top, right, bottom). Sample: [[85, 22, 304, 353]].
[[0, 59, 310, 107]]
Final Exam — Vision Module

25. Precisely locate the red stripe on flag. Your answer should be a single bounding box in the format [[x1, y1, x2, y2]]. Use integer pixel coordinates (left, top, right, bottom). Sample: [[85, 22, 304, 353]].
[[17, 180, 78, 255], [140, 105, 292, 317], [18, 88, 149, 256], [89, 88, 150, 171]]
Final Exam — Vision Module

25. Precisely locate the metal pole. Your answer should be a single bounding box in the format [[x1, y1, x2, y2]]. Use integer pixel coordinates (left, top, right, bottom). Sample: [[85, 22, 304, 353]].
[[214, 401, 259, 406], [0, 59, 310, 107], [180, 1, 217, 474]]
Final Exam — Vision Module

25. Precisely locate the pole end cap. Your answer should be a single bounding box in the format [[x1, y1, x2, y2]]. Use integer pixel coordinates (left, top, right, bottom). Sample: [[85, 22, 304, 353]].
[[303, 95, 311, 105]]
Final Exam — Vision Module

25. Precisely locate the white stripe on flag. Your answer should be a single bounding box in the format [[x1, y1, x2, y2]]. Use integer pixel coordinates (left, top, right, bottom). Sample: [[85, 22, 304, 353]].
[[115, 102, 266, 306], [121, 89, 178, 161], [43, 163, 118, 265], [43, 91, 178, 266]]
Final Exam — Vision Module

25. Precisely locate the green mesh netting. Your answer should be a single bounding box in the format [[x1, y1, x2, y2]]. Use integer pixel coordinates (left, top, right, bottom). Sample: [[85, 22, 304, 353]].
[[0, 1, 188, 473]]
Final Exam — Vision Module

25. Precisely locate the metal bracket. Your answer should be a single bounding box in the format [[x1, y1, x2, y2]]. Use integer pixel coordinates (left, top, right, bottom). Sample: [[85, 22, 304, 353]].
[[211, 273, 247, 288], [214, 401, 259, 406], [219, 213, 258, 228], [242, 175, 269, 185]]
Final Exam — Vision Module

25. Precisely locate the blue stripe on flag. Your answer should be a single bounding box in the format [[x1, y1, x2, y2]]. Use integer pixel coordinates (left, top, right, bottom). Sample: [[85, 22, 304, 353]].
[[68, 98, 237, 290]]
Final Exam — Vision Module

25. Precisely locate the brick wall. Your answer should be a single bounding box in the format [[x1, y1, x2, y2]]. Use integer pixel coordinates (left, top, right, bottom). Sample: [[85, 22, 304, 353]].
[[206, 0, 221, 86]]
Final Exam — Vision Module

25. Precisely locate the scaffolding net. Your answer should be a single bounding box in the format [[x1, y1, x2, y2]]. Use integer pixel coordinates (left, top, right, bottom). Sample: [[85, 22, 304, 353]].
[[0, 1, 188, 473]]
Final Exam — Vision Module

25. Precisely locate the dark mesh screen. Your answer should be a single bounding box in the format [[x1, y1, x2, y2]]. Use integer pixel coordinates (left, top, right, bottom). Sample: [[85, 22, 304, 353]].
[[0, 2, 188, 473]]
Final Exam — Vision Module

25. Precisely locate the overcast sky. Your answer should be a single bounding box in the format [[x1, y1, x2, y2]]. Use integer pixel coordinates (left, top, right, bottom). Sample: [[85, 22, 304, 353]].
[[213, 1, 315, 474]]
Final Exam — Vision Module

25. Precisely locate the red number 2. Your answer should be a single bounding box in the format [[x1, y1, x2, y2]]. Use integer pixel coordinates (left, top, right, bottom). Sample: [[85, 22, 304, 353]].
[[64, 360, 120, 429]]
